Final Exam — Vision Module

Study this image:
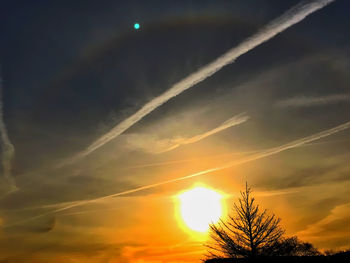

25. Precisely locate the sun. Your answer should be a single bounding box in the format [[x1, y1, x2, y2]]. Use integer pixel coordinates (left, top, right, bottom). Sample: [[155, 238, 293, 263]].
[[177, 186, 223, 232]]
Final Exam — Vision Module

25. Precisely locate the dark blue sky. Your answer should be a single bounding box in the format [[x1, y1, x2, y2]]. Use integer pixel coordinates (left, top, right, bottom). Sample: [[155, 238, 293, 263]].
[[1, 0, 349, 169]]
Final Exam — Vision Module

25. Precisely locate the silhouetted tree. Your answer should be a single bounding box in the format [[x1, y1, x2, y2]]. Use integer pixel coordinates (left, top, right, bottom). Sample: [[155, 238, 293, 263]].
[[206, 183, 284, 259]]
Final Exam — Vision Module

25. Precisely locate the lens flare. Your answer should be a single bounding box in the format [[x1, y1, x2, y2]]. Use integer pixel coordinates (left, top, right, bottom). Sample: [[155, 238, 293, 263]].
[[134, 23, 140, 30]]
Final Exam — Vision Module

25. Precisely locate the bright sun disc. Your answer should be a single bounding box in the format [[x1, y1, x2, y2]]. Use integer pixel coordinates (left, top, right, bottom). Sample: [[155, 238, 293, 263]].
[[178, 187, 223, 232]]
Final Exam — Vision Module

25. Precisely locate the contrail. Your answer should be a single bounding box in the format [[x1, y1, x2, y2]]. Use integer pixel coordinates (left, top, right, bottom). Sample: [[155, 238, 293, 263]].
[[4, 119, 349, 228], [158, 113, 249, 153], [126, 113, 249, 154], [276, 94, 350, 108], [117, 136, 348, 170], [0, 69, 17, 193], [66, 0, 335, 163], [123, 149, 262, 170]]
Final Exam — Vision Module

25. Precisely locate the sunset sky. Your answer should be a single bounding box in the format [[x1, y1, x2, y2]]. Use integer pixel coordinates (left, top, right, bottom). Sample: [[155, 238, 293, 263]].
[[1, 0, 350, 262]]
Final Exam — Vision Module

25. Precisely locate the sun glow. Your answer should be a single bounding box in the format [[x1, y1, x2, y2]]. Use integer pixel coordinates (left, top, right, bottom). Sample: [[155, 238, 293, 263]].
[[177, 186, 223, 232]]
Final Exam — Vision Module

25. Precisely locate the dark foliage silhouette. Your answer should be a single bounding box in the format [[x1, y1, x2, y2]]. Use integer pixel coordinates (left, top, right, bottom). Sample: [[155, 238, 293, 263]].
[[204, 251, 350, 263], [205, 183, 284, 259], [271, 236, 320, 256]]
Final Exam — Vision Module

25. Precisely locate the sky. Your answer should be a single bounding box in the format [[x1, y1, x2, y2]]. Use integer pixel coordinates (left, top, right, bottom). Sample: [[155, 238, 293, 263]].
[[1, 0, 350, 262]]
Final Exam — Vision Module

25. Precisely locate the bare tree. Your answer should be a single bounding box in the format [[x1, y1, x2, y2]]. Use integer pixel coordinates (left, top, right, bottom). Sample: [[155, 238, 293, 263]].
[[206, 183, 284, 259]]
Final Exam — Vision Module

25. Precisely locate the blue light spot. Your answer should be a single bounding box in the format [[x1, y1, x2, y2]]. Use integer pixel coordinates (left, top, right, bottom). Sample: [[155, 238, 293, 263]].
[[134, 23, 140, 30]]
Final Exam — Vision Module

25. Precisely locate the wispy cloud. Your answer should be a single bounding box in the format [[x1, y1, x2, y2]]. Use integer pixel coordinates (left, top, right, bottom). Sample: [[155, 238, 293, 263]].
[[4, 119, 349, 228], [276, 94, 350, 108], [0, 69, 17, 194], [123, 149, 263, 170], [125, 113, 249, 154], [65, 0, 335, 164], [297, 202, 350, 249], [255, 188, 300, 197]]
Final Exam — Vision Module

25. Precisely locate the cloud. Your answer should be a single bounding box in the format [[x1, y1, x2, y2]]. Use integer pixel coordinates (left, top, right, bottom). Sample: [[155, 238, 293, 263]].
[[255, 188, 300, 197], [123, 149, 262, 170], [276, 94, 350, 108], [4, 215, 56, 234], [125, 113, 249, 154], [63, 0, 334, 164], [0, 236, 127, 263], [257, 165, 339, 190], [0, 69, 17, 195], [122, 241, 204, 262], [4, 119, 349, 228], [297, 202, 350, 249]]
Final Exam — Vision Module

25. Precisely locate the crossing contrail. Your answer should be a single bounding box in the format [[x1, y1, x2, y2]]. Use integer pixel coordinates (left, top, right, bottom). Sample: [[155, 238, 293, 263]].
[[126, 113, 249, 154], [66, 0, 335, 163], [4, 119, 349, 228], [157, 113, 249, 153], [0, 69, 17, 193]]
